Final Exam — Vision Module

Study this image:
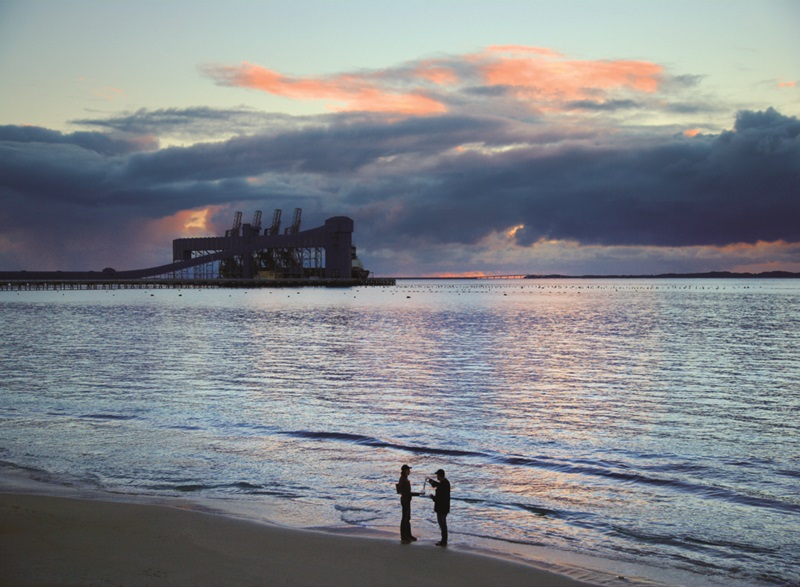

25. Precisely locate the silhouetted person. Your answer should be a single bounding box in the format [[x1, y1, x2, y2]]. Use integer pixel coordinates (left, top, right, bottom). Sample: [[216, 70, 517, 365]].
[[396, 464, 420, 543], [428, 468, 450, 546]]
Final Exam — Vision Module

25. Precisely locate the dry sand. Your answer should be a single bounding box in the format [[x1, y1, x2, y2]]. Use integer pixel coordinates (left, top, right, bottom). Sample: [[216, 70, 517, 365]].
[[0, 492, 596, 587]]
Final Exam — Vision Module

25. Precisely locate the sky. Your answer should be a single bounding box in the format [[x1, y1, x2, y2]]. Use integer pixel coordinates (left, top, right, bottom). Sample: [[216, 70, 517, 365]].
[[1, 0, 799, 277]]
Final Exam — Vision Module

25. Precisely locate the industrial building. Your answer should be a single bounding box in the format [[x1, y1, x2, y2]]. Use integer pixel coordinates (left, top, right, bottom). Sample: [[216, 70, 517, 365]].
[[0, 210, 391, 289], [173, 209, 367, 280]]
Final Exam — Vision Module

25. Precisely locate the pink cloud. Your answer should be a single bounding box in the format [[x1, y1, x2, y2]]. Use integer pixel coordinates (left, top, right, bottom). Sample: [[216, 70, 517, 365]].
[[777, 80, 797, 88], [413, 61, 459, 85], [476, 46, 662, 103], [207, 62, 446, 115], [204, 46, 665, 116], [484, 45, 564, 58]]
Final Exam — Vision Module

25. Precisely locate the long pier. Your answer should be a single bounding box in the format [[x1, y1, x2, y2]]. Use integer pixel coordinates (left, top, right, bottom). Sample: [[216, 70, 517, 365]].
[[1, 277, 395, 291]]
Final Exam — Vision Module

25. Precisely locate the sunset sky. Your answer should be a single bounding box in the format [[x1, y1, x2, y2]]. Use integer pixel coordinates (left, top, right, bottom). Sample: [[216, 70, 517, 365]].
[[1, 0, 798, 276]]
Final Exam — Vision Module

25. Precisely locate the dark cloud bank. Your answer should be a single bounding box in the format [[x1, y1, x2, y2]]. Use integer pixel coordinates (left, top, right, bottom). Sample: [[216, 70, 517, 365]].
[[1, 107, 798, 273]]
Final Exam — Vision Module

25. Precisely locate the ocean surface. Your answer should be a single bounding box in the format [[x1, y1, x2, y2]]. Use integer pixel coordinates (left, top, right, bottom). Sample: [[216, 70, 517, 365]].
[[1, 279, 798, 586]]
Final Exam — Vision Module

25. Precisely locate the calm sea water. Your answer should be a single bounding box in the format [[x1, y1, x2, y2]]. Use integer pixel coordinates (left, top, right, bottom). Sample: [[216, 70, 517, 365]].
[[1, 279, 798, 586]]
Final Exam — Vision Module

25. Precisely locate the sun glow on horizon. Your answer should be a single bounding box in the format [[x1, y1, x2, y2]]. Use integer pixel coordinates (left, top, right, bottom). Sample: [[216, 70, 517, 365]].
[[506, 224, 525, 238], [149, 206, 225, 239]]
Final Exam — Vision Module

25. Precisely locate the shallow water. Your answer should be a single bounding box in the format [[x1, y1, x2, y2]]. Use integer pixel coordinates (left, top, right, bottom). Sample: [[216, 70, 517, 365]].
[[1, 279, 798, 586]]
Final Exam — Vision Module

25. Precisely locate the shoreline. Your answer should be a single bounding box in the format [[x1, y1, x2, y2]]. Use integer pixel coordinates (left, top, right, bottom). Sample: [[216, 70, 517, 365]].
[[0, 464, 682, 587], [0, 491, 605, 587]]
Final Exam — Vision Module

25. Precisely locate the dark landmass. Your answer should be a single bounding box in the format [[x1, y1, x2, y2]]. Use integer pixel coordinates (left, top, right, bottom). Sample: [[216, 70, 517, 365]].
[[523, 271, 800, 279]]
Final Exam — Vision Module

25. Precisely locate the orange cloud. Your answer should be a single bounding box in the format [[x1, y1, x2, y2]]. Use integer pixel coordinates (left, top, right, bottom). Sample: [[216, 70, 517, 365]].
[[683, 128, 701, 137], [777, 80, 797, 88], [209, 62, 446, 115], [485, 45, 564, 58], [150, 206, 224, 239], [478, 47, 662, 103], [205, 46, 665, 117], [414, 62, 459, 85]]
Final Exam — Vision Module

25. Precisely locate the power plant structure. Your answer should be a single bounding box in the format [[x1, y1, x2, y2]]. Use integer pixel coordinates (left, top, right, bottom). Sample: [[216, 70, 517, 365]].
[[1, 210, 393, 289]]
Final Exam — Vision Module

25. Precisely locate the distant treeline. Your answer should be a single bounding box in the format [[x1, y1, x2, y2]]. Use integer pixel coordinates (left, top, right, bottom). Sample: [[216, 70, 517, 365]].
[[524, 271, 800, 279]]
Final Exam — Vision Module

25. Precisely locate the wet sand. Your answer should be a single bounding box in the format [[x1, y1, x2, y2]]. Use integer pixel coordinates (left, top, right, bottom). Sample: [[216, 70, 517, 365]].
[[0, 492, 596, 586]]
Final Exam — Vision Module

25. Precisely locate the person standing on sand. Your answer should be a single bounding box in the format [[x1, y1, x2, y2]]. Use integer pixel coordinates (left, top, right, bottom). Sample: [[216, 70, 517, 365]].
[[428, 468, 451, 546], [397, 464, 420, 543]]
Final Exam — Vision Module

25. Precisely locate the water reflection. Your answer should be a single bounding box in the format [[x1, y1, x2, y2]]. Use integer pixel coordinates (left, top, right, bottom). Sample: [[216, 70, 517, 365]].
[[2, 280, 798, 587]]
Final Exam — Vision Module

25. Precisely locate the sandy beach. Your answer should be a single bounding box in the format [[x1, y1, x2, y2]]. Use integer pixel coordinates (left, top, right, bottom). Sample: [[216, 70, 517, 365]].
[[0, 492, 598, 587]]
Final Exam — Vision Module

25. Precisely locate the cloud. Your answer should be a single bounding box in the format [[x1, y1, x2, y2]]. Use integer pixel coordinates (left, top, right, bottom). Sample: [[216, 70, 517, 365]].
[[2, 104, 798, 275], [201, 46, 689, 121], [2, 45, 798, 275], [0, 125, 157, 155], [565, 99, 642, 112], [474, 45, 663, 101], [202, 62, 448, 115]]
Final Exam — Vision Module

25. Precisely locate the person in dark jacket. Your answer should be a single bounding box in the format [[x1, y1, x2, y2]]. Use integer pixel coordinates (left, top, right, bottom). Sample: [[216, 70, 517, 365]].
[[428, 468, 451, 546], [396, 464, 420, 543]]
